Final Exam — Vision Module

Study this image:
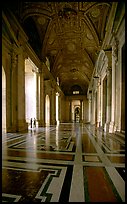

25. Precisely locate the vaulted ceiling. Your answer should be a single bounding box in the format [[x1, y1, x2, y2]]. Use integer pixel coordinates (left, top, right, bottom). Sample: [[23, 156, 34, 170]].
[[5, 2, 113, 96]]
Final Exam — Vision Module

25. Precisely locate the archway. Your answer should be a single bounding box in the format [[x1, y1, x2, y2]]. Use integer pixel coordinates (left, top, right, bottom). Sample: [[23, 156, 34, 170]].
[[102, 76, 107, 128], [72, 100, 80, 122], [2, 67, 6, 132], [74, 106, 80, 122], [45, 95, 50, 125]]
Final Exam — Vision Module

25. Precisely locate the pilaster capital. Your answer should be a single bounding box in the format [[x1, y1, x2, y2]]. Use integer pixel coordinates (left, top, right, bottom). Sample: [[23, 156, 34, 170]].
[[97, 78, 101, 86], [37, 67, 43, 74], [11, 51, 18, 71], [106, 67, 112, 76], [92, 90, 96, 98], [89, 97, 92, 102], [23, 52, 29, 60], [112, 35, 119, 62], [105, 50, 112, 66]]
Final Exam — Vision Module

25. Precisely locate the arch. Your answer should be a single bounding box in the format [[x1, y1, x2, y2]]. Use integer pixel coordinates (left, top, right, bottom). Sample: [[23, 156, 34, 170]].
[[45, 94, 50, 125], [95, 49, 106, 75], [2, 66, 6, 132], [96, 50, 105, 67], [71, 84, 83, 95]]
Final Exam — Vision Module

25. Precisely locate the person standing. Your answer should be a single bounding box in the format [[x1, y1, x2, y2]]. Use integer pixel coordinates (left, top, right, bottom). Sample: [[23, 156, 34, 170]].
[[30, 118, 32, 128], [33, 118, 36, 128]]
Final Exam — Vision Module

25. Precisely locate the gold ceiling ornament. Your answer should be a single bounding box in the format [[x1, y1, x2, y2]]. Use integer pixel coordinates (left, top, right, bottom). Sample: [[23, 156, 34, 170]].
[[37, 16, 46, 25], [70, 68, 79, 73], [84, 62, 90, 67], [58, 6, 77, 20], [50, 50, 57, 55], [67, 42, 75, 51], [90, 8, 100, 18], [86, 33, 94, 40]]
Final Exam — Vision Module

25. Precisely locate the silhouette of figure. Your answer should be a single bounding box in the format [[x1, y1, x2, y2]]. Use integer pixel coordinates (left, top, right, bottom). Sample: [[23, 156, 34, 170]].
[[30, 118, 32, 128], [33, 118, 36, 128]]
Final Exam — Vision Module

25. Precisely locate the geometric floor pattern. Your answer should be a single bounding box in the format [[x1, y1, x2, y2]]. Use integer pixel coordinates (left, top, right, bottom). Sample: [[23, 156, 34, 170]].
[[2, 123, 125, 202]]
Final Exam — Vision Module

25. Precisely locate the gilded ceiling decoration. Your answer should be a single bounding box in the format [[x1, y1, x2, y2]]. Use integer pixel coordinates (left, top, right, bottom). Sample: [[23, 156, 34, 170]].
[[18, 2, 112, 95]]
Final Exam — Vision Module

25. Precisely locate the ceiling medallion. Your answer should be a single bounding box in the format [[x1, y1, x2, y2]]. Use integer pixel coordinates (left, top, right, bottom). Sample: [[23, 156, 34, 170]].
[[73, 77, 78, 80], [58, 7, 77, 20], [86, 33, 93, 40], [37, 17, 46, 25], [70, 68, 78, 73], [50, 50, 57, 55], [67, 43, 75, 51], [57, 64, 62, 69], [84, 62, 89, 67], [91, 8, 100, 18]]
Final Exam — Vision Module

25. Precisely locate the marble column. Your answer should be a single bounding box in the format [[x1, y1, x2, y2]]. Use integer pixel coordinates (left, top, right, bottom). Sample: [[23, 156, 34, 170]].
[[35, 72, 40, 125], [91, 91, 95, 125], [38, 67, 45, 126], [58, 93, 62, 123], [69, 100, 72, 122], [10, 51, 18, 132], [82, 99, 85, 123], [102, 76, 107, 129], [104, 67, 112, 132], [109, 37, 118, 133], [4, 51, 12, 132], [50, 87, 56, 125], [56, 92, 59, 124], [97, 79, 101, 127], [80, 100, 83, 122], [16, 50, 28, 132], [88, 94, 92, 123], [6, 49, 27, 132]]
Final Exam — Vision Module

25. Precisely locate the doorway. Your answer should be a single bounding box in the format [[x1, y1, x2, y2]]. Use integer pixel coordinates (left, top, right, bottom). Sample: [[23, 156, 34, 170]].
[[74, 106, 80, 122]]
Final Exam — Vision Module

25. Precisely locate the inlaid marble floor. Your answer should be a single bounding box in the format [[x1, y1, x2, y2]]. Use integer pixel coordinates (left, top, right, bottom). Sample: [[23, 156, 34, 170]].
[[2, 123, 125, 202]]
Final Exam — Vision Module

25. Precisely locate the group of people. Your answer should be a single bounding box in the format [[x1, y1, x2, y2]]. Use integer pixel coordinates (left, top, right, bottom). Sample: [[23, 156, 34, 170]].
[[30, 118, 36, 128]]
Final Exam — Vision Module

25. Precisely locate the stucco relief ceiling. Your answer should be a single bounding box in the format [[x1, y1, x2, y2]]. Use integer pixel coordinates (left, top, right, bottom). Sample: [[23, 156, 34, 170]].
[[20, 2, 112, 95]]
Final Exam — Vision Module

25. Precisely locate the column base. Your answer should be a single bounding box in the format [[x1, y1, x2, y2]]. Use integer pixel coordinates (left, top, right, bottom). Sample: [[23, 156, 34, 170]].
[[97, 121, 100, 128], [17, 120, 28, 132], [109, 121, 115, 133], [104, 122, 110, 132], [7, 121, 28, 133], [90, 120, 95, 125], [7, 126, 17, 133], [114, 125, 117, 132], [38, 120, 45, 127], [50, 120, 56, 125]]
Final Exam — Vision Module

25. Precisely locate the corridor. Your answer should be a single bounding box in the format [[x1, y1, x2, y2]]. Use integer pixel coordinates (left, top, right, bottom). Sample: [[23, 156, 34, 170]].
[[2, 123, 125, 202]]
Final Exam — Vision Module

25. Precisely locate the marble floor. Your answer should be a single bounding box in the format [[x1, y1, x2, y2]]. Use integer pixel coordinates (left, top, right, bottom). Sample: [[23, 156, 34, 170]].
[[2, 123, 125, 202]]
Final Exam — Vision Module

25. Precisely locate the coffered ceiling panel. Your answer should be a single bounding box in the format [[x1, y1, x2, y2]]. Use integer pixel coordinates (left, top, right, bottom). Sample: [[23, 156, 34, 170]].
[[12, 2, 112, 95]]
